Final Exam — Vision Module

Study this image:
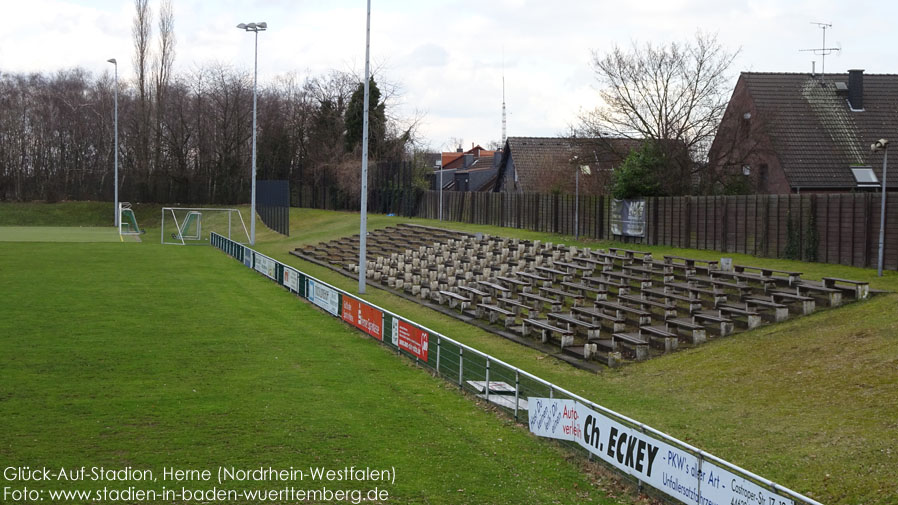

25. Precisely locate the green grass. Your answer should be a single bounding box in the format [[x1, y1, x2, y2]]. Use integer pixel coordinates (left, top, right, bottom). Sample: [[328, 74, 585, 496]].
[[4, 202, 897, 504], [0, 226, 124, 242], [251, 207, 898, 505], [0, 208, 627, 504]]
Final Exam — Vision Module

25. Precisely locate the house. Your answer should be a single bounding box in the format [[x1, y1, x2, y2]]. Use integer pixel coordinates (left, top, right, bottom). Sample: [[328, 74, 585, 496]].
[[432, 144, 500, 192], [710, 69, 898, 193], [494, 136, 642, 194]]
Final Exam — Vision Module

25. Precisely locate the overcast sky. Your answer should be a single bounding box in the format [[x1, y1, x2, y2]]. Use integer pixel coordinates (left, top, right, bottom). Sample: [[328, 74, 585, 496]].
[[2, 0, 896, 150]]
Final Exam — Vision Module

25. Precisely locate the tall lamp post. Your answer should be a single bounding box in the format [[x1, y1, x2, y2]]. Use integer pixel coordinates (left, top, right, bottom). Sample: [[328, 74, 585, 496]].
[[107, 58, 118, 227], [871, 139, 889, 277], [358, 0, 372, 294], [237, 21, 267, 245]]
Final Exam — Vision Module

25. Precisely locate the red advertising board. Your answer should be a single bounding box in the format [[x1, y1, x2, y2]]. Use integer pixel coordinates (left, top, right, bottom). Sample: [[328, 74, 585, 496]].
[[341, 297, 384, 341], [396, 320, 428, 361]]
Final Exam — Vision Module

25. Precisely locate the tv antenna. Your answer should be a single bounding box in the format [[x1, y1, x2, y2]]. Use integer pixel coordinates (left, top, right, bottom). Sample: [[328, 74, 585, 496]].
[[799, 22, 840, 79], [501, 47, 507, 146]]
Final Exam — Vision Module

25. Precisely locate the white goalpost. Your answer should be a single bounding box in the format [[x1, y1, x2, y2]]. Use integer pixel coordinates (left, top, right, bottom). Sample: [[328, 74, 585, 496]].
[[119, 202, 144, 237], [161, 207, 250, 245]]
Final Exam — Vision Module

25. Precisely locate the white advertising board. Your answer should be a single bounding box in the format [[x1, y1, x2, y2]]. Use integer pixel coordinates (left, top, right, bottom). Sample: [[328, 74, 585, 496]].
[[283, 267, 300, 293], [528, 398, 794, 505], [254, 254, 277, 279], [308, 279, 340, 316]]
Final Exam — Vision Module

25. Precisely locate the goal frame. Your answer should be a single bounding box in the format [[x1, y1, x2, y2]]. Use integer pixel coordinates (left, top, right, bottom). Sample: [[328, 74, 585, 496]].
[[161, 207, 250, 246]]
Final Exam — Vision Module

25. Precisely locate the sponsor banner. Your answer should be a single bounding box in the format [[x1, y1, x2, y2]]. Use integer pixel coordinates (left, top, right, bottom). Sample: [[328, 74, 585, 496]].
[[243, 247, 253, 268], [254, 254, 277, 279], [341, 297, 384, 341], [611, 199, 646, 237], [308, 279, 340, 316], [528, 398, 791, 505], [391, 319, 429, 361], [283, 267, 300, 293]]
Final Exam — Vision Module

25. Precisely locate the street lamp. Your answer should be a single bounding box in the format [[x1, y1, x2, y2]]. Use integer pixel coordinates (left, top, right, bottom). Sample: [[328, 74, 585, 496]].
[[107, 58, 118, 227], [236, 21, 267, 245], [871, 138, 889, 277]]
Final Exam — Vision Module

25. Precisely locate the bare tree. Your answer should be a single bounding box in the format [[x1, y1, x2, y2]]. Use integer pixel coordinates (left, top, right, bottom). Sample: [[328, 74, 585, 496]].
[[132, 0, 151, 192], [153, 0, 175, 179], [579, 32, 738, 194]]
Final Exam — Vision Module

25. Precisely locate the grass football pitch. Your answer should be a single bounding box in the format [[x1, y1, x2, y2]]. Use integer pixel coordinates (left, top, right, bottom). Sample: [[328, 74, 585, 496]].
[[2, 202, 897, 504], [0, 232, 622, 504]]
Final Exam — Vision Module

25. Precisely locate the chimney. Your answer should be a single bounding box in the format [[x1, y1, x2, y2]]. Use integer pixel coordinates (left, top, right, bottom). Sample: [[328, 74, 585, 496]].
[[848, 69, 864, 110]]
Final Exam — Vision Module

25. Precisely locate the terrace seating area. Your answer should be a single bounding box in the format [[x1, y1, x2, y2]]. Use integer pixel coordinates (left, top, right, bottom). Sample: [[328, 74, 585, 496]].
[[291, 223, 872, 368]]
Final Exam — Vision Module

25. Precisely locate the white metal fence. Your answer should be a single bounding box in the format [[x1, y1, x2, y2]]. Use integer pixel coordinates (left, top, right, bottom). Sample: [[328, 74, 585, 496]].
[[210, 232, 824, 505]]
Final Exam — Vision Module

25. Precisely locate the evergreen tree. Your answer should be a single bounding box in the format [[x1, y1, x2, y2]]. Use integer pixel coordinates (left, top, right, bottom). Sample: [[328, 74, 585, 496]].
[[344, 77, 386, 156]]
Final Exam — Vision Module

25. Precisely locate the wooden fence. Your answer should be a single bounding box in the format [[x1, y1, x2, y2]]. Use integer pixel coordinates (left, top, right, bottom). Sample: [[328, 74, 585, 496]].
[[296, 187, 897, 271]]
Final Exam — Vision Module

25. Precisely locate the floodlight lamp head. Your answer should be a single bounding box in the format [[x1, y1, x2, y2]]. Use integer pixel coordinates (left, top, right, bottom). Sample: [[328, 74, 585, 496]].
[[871, 139, 889, 152], [257, 22, 268, 30], [107, 58, 117, 65], [237, 23, 247, 29]]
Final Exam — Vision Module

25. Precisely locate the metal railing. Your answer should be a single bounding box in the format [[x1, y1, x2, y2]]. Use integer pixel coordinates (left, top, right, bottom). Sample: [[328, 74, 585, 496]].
[[209, 232, 824, 505]]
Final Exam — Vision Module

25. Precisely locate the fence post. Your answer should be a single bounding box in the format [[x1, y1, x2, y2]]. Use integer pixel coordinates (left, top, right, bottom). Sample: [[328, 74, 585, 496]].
[[485, 358, 491, 403], [514, 370, 520, 421], [697, 453, 704, 505], [436, 336, 441, 376], [458, 347, 464, 387]]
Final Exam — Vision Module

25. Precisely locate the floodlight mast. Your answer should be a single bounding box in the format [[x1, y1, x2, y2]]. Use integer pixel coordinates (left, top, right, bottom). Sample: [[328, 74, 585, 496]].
[[358, 0, 372, 294], [236, 21, 267, 245], [107, 58, 118, 227]]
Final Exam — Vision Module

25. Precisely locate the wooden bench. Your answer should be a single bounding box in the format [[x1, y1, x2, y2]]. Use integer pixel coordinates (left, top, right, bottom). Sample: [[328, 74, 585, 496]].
[[515, 271, 552, 287], [734, 265, 802, 286], [475, 280, 512, 299], [495, 275, 530, 293], [768, 290, 816, 315], [664, 255, 719, 276], [475, 303, 516, 327], [571, 306, 628, 332], [618, 294, 678, 319], [519, 292, 564, 313], [539, 286, 585, 306], [793, 282, 843, 307], [664, 318, 707, 344], [436, 290, 471, 310], [717, 304, 763, 329], [691, 276, 754, 297], [709, 269, 777, 290], [665, 281, 727, 305], [522, 318, 574, 347], [693, 311, 735, 336], [534, 265, 571, 282], [497, 297, 533, 316], [638, 325, 679, 353], [559, 281, 608, 300], [743, 297, 790, 322], [583, 275, 632, 295], [601, 270, 653, 290], [552, 260, 596, 276], [822, 277, 870, 300], [548, 312, 602, 340], [611, 332, 650, 361], [595, 300, 652, 326], [458, 284, 491, 303], [642, 288, 704, 313]]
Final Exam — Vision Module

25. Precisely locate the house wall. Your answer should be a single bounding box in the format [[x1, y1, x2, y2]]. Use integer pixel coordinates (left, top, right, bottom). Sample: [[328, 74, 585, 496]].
[[711, 78, 793, 194]]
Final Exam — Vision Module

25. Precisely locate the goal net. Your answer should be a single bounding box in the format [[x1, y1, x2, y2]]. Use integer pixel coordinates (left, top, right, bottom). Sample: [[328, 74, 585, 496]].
[[161, 207, 250, 245], [118, 202, 144, 236]]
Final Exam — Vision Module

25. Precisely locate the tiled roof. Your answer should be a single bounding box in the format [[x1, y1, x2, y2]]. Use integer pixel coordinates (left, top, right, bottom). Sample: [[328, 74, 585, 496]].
[[503, 136, 641, 192], [741, 72, 898, 188]]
